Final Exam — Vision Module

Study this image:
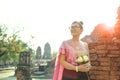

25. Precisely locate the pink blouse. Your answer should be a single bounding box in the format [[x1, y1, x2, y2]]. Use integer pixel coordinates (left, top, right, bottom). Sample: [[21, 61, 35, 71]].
[[52, 40, 89, 80]]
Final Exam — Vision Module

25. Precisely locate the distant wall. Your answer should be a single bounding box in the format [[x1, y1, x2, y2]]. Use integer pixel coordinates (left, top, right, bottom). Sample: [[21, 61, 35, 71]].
[[89, 42, 120, 80]]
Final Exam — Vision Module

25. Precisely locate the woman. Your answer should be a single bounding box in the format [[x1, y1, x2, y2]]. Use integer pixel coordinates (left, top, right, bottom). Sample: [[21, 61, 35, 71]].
[[52, 21, 91, 80]]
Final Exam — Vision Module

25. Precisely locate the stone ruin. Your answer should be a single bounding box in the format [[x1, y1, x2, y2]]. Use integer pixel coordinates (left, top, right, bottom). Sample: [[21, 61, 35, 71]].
[[42, 42, 52, 60], [113, 6, 120, 41], [30, 42, 54, 78], [36, 46, 42, 60]]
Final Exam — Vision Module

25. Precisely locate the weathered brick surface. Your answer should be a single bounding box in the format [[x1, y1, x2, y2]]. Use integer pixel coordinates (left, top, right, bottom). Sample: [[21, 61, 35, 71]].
[[17, 52, 32, 80], [89, 43, 120, 80]]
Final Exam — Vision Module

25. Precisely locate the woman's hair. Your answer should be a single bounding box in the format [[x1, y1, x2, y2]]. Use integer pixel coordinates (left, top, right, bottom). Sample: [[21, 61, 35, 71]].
[[72, 21, 83, 29]]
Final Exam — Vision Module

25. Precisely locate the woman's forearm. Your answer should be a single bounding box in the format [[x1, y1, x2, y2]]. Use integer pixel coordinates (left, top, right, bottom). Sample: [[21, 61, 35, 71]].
[[60, 60, 76, 71]]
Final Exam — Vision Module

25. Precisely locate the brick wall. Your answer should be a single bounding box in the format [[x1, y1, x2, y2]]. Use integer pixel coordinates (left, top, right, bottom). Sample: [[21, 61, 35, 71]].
[[89, 42, 120, 80]]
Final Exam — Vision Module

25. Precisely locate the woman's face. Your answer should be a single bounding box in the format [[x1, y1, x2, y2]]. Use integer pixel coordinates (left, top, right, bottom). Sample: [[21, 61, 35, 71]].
[[70, 22, 83, 36]]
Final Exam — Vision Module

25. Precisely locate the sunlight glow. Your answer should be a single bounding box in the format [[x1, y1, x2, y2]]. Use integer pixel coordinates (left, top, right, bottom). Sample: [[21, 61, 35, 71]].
[[104, 19, 117, 28]]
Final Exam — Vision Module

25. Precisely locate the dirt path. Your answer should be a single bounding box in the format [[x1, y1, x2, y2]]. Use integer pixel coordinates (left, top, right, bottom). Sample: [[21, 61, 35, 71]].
[[0, 69, 15, 79], [0, 68, 51, 80]]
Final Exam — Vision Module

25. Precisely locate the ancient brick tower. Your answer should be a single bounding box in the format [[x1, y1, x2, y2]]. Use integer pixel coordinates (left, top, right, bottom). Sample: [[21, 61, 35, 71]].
[[114, 6, 120, 39]]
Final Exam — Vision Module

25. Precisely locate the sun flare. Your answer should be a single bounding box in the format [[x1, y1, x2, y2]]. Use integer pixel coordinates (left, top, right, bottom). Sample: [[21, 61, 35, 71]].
[[104, 19, 117, 28]]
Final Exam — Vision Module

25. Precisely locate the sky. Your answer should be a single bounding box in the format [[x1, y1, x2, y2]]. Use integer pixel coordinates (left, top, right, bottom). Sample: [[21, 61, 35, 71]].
[[0, 0, 120, 52]]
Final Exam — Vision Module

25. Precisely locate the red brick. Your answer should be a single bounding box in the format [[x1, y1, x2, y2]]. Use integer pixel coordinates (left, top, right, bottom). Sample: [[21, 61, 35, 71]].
[[91, 66, 110, 71], [97, 50, 108, 54], [91, 61, 100, 66], [110, 66, 120, 71], [90, 54, 98, 61], [89, 71, 109, 75], [98, 53, 107, 57], [110, 76, 120, 80], [95, 75, 110, 80], [110, 61, 120, 66], [89, 75, 96, 79], [110, 58, 120, 61], [110, 50, 120, 54], [107, 54, 120, 57], [110, 71, 120, 75], [97, 57, 110, 62], [107, 45, 119, 50], [89, 49, 97, 53], [100, 61, 110, 66], [96, 45, 107, 49]]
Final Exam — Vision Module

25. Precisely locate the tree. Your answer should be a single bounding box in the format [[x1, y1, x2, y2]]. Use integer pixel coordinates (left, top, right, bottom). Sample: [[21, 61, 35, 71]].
[[0, 24, 30, 66]]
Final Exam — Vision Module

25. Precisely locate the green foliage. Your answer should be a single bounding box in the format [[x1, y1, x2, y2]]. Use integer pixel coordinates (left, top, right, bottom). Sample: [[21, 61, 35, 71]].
[[0, 24, 31, 65]]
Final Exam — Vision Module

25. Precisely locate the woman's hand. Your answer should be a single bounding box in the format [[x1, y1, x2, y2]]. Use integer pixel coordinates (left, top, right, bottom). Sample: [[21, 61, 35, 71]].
[[78, 63, 91, 72], [85, 62, 92, 69]]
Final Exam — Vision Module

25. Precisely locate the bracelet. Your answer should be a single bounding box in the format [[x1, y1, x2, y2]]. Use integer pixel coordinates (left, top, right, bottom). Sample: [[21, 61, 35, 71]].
[[75, 66, 78, 72]]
